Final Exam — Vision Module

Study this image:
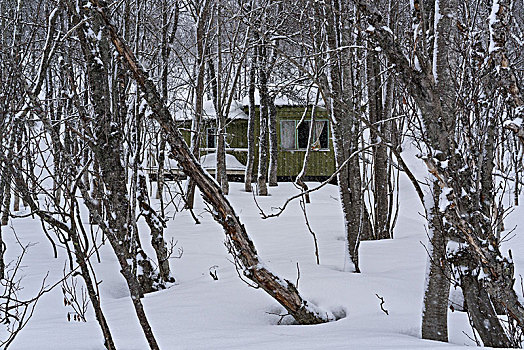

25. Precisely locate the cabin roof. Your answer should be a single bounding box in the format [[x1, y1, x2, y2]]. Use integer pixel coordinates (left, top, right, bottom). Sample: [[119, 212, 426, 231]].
[[174, 85, 325, 122], [241, 86, 325, 108], [175, 100, 248, 121]]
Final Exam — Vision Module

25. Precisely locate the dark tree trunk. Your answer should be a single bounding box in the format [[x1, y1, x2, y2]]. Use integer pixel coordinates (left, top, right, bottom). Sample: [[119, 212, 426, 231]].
[[268, 96, 278, 186], [186, 0, 210, 209], [244, 31, 258, 192], [256, 42, 269, 196], [138, 174, 175, 284], [462, 273, 512, 347], [421, 184, 450, 342], [367, 49, 389, 240]]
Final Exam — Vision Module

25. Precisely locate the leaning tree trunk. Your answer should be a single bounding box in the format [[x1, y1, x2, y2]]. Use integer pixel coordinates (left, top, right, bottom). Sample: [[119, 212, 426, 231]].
[[92, 0, 332, 324], [461, 268, 512, 347]]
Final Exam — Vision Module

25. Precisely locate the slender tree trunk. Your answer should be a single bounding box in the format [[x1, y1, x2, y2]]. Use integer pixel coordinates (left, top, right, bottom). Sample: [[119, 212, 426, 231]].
[[322, 0, 362, 272], [214, 3, 229, 195], [296, 92, 321, 203], [268, 97, 278, 186], [1, 130, 15, 226], [257, 42, 269, 196], [367, 47, 389, 240], [186, 0, 210, 209], [244, 31, 258, 192], [138, 174, 175, 284]]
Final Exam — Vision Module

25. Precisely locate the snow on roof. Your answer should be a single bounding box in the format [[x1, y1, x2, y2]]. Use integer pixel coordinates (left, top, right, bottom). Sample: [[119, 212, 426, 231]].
[[241, 86, 325, 107], [175, 100, 248, 121]]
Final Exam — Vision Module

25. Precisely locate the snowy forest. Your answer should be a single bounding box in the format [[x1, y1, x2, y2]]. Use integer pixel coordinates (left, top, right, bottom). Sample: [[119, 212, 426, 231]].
[[1, 0, 524, 348]]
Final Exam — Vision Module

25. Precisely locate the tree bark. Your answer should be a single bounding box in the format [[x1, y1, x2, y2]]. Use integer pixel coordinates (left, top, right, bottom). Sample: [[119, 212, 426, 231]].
[[138, 174, 175, 284], [367, 47, 389, 240], [186, 0, 210, 209], [421, 184, 450, 342], [322, 0, 363, 272], [256, 40, 269, 196], [462, 272, 512, 347], [268, 96, 278, 186], [244, 41, 257, 192]]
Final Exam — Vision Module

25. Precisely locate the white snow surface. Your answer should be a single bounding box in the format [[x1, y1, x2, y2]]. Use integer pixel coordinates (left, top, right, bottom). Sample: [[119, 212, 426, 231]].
[[161, 153, 246, 171], [199, 152, 246, 171], [6, 161, 524, 349]]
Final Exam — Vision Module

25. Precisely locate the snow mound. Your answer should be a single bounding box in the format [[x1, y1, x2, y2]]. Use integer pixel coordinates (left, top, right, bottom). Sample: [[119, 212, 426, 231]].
[[200, 153, 246, 171]]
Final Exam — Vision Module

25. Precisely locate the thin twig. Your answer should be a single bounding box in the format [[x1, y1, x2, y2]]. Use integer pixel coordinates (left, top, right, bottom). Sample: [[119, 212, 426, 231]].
[[375, 294, 389, 315]]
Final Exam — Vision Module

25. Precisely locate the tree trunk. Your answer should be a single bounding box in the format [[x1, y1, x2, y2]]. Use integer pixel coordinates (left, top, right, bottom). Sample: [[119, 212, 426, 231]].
[[214, 3, 229, 195], [138, 174, 175, 284], [186, 0, 210, 209], [322, 0, 362, 272], [296, 93, 321, 204], [268, 96, 278, 186], [367, 48, 389, 240], [421, 184, 450, 342], [244, 30, 258, 192], [462, 273, 512, 347], [256, 41, 269, 196], [70, 2, 160, 347]]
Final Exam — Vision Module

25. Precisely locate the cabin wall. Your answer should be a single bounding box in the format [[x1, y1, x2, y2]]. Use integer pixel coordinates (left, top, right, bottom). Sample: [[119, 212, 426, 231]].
[[175, 105, 335, 180], [274, 106, 335, 178]]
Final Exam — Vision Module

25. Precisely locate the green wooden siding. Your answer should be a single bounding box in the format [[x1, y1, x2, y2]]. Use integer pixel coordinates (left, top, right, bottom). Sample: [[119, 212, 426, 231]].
[[275, 107, 335, 177], [176, 105, 335, 179]]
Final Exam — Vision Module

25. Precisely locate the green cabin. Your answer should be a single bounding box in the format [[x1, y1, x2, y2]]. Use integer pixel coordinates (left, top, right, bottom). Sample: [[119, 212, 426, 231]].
[[149, 98, 336, 182]]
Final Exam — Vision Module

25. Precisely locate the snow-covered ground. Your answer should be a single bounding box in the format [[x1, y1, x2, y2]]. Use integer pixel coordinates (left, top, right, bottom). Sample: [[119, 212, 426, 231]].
[[4, 168, 521, 349]]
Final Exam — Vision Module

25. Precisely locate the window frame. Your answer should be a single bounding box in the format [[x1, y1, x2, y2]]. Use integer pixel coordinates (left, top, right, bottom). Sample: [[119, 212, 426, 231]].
[[280, 119, 330, 151], [206, 127, 216, 149]]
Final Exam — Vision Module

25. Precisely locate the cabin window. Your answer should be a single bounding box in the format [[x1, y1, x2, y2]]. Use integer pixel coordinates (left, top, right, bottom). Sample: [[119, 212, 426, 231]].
[[207, 127, 216, 148], [297, 121, 311, 149], [312, 120, 328, 150], [280, 121, 296, 150], [281, 120, 329, 150]]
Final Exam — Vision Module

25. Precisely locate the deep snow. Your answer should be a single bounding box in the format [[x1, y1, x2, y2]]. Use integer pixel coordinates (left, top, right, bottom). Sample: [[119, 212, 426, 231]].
[[4, 169, 519, 349]]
